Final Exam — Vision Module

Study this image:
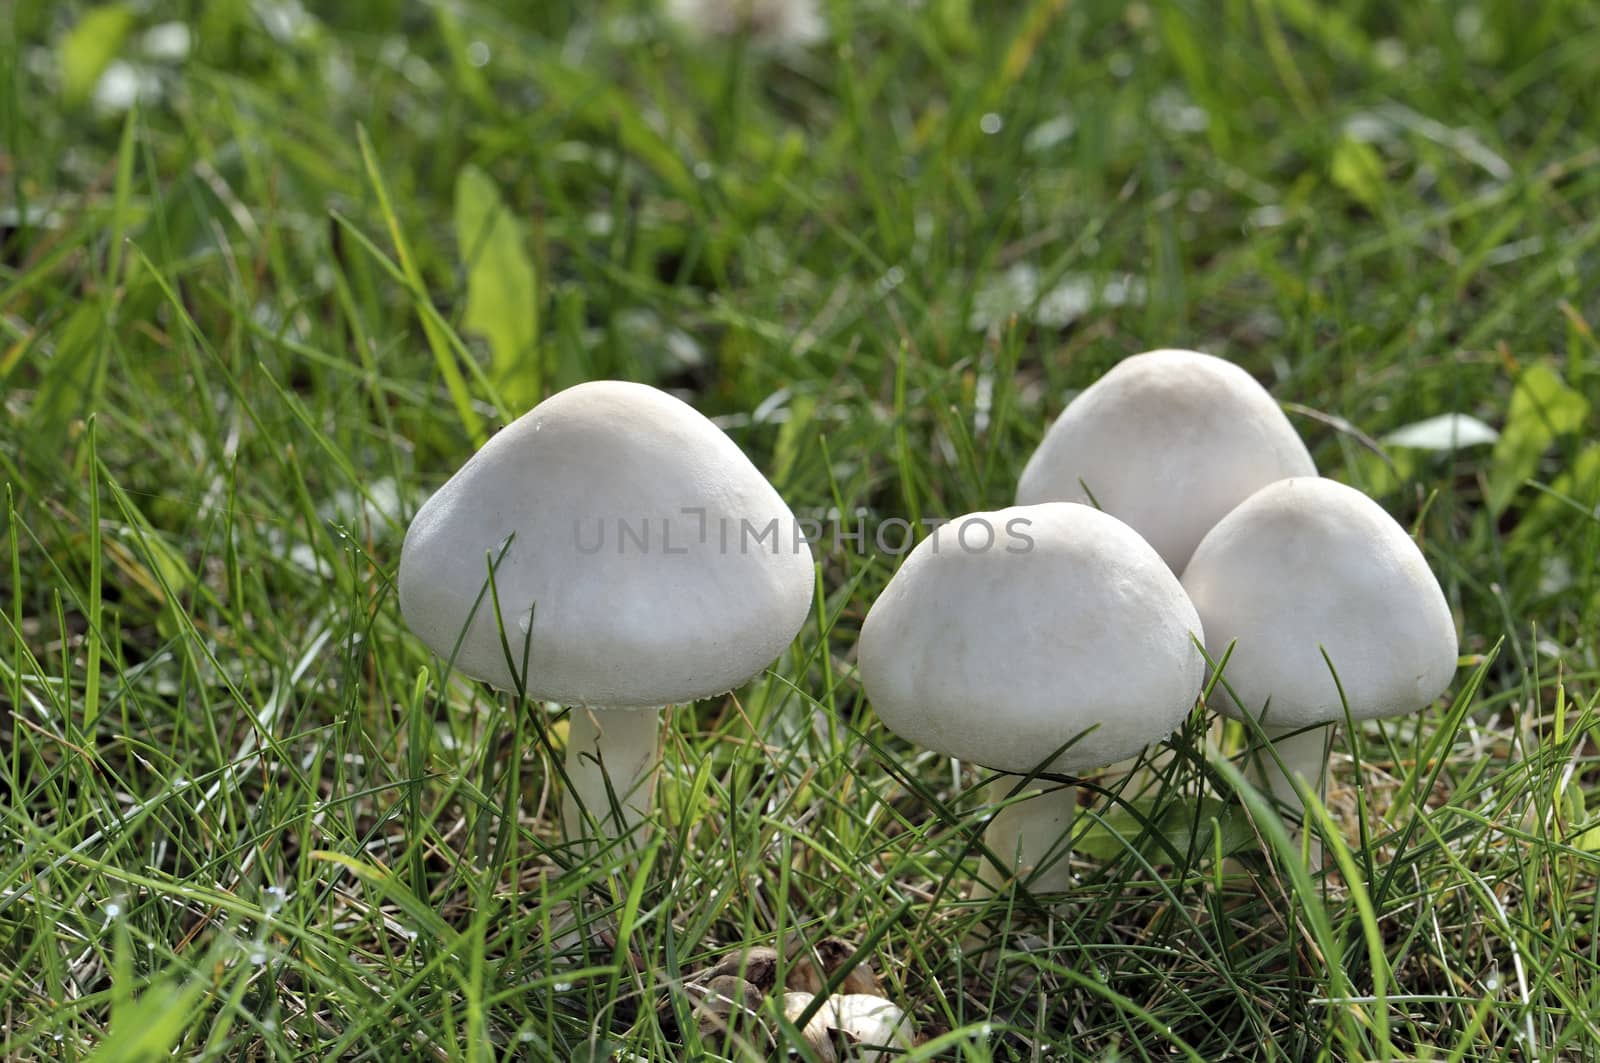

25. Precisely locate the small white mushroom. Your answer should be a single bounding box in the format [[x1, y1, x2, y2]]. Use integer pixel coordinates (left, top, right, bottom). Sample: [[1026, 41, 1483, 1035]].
[[859, 503, 1204, 894], [399, 381, 815, 843], [1181, 477, 1459, 862], [825, 995, 915, 1061], [781, 993, 839, 1062], [1017, 348, 1316, 573]]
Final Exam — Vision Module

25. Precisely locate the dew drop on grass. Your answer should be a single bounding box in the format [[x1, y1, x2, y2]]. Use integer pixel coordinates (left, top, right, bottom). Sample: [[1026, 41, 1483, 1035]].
[[467, 41, 490, 67], [104, 902, 122, 918], [980, 112, 1003, 135], [519, 1032, 535, 1043], [250, 949, 268, 965]]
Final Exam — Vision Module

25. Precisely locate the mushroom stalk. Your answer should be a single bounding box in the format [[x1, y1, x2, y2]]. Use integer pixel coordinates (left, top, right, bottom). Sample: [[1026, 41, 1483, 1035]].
[[1248, 722, 1331, 868], [561, 706, 664, 841], [974, 777, 1077, 896]]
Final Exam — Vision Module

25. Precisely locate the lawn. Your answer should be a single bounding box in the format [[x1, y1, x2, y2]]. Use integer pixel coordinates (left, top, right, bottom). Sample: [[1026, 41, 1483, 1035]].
[[3, 0, 1600, 1059]]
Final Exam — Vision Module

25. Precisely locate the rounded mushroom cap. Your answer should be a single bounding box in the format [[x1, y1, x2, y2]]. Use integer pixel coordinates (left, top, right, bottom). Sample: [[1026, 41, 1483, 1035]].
[[1016, 349, 1316, 572], [858, 503, 1204, 774], [399, 381, 815, 705], [1181, 477, 1459, 728]]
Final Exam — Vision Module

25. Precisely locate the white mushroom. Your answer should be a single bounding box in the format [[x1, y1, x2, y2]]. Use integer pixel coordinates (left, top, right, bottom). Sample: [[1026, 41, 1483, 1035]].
[[858, 503, 1204, 894], [399, 381, 815, 843], [781, 993, 839, 1063], [780, 993, 913, 1062], [1181, 477, 1459, 863], [825, 995, 915, 1060], [1017, 348, 1316, 573]]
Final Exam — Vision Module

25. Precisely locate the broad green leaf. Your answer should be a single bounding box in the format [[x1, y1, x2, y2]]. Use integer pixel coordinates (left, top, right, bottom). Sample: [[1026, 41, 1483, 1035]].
[[1487, 363, 1591, 515], [1382, 413, 1499, 450], [454, 165, 539, 409], [1074, 796, 1257, 862], [1558, 783, 1600, 853], [61, 5, 136, 106], [932, 0, 979, 54], [86, 974, 207, 1062], [1513, 442, 1600, 548], [32, 302, 104, 437], [1330, 136, 1386, 209]]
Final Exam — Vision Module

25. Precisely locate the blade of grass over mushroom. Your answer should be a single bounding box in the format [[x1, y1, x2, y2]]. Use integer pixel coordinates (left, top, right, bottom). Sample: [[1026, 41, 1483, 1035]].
[[1305, 793, 1395, 1054], [1203, 750, 1355, 1033], [1377, 647, 1498, 898]]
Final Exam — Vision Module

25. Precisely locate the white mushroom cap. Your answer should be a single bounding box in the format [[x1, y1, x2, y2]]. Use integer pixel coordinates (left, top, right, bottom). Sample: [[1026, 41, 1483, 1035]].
[[1180, 477, 1458, 729], [1016, 349, 1316, 572], [399, 381, 815, 705], [823, 994, 914, 1061], [858, 503, 1204, 774]]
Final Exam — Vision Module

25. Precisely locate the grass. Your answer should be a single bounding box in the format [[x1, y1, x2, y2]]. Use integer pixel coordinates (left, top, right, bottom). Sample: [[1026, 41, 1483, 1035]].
[[3, 0, 1600, 1058]]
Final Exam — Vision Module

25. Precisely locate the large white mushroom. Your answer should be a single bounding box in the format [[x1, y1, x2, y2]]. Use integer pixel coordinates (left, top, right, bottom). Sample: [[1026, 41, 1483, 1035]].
[[399, 380, 815, 843], [1180, 477, 1459, 862], [858, 503, 1205, 894], [1017, 348, 1316, 573]]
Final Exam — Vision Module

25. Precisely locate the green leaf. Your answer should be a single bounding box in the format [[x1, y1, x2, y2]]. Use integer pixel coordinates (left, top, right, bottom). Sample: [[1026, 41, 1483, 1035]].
[[1330, 136, 1386, 209], [61, 4, 136, 107], [1512, 442, 1600, 549], [32, 302, 104, 438], [87, 974, 207, 1062], [1074, 796, 1256, 861], [454, 165, 539, 410], [1487, 363, 1591, 515], [932, 0, 979, 54]]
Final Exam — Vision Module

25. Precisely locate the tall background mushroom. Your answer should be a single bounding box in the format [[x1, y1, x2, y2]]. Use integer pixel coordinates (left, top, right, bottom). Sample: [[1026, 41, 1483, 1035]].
[[399, 380, 816, 843], [1017, 348, 1316, 573]]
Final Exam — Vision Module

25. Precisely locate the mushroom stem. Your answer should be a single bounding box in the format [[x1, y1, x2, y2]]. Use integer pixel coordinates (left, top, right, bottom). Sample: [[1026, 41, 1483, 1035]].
[[973, 777, 1077, 897], [561, 706, 664, 842], [1249, 722, 1331, 869]]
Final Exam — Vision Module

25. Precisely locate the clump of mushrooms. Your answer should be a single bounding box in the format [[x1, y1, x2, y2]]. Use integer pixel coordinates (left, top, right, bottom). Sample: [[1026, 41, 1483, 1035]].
[[1017, 348, 1316, 573], [399, 380, 815, 845], [858, 503, 1205, 894], [1181, 477, 1459, 864]]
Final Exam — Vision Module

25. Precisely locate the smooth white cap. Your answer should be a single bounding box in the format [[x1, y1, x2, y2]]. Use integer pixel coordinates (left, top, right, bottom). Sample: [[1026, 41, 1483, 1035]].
[[1016, 349, 1316, 572], [858, 503, 1204, 774], [399, 381, 815, 705], [1181, 477, 1459, 728]]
